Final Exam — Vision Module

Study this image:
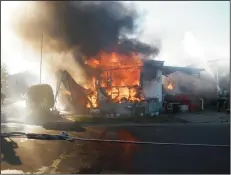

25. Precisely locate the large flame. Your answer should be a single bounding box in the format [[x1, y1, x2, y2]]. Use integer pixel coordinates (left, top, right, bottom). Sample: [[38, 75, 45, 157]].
[[86, 77, 98, 108], [87, 52, 142, 87], [86, 52, 143, 107]]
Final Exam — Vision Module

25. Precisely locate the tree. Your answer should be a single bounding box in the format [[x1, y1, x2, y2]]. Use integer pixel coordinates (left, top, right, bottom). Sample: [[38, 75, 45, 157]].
[[1, 63, 9, 90]]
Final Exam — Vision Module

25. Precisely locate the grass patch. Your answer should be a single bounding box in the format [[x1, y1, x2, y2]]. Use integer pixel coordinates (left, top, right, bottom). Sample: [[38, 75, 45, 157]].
[[65, 114, 187, 124]]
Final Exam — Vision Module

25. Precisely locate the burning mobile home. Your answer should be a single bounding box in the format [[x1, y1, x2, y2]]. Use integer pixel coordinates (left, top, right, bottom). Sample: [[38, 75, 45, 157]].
[[56, 53, 165, 116], [89, 57, 165, 116], [56, 55, 206, 116], [85, 59, 206, 115]]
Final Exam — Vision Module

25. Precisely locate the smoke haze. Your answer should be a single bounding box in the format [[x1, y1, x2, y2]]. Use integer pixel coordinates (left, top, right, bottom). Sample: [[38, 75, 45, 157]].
[[13, 1, 158, 58]]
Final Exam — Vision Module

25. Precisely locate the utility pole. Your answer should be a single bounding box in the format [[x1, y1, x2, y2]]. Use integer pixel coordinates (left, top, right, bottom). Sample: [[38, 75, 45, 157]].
[[40, 33, 43, 84]]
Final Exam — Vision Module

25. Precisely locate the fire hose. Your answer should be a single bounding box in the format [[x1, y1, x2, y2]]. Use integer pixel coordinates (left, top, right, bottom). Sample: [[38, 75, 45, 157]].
[[1, 132, 229, 147]]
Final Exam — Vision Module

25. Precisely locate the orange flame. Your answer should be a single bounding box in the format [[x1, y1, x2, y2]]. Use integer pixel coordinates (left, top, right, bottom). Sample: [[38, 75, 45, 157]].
[[167, 82, 174, 90], [86, 77, 98, 108], [86, 52, 143, 107]]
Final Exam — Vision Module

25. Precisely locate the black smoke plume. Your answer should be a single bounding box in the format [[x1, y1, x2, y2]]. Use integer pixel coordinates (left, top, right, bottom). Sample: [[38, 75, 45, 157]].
[[13, 1, 158, 58]]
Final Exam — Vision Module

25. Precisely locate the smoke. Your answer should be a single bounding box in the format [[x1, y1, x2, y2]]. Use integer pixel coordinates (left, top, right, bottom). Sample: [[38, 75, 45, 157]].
[[188, 61, 230, 92], [118, 38, 159, 57], [13, 1, 158, 58], [141, 60, 163, 81], [11, 1, 159, 87]]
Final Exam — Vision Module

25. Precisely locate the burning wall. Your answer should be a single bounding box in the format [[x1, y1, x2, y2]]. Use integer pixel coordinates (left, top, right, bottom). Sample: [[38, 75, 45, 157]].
[[55, 52, 158, 110], [87, 52, 142, 87], [86, 58, 164, 108], [86, 52, 143, 106]]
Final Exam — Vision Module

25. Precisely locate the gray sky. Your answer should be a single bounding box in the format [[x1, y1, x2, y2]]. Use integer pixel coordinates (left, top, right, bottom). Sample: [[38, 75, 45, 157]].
[[133, 1, 230, 67]]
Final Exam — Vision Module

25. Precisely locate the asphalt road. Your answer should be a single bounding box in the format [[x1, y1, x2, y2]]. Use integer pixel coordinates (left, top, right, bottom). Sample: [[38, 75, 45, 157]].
[[118, 124, 230, 174], [1, 103, 230, 174]]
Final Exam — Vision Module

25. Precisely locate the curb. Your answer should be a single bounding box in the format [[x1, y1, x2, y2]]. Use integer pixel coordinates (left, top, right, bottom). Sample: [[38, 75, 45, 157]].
[[78, 122, 230, 127]]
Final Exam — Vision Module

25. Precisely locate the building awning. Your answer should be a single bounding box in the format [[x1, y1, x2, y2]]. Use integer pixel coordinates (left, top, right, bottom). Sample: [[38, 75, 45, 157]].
[[143, 60, 165, 68], [162, 66, 204, 76]]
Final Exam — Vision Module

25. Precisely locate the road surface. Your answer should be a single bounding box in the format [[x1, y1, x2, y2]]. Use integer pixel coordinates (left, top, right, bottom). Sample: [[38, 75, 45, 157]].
[[1, 102, 230, 173]]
